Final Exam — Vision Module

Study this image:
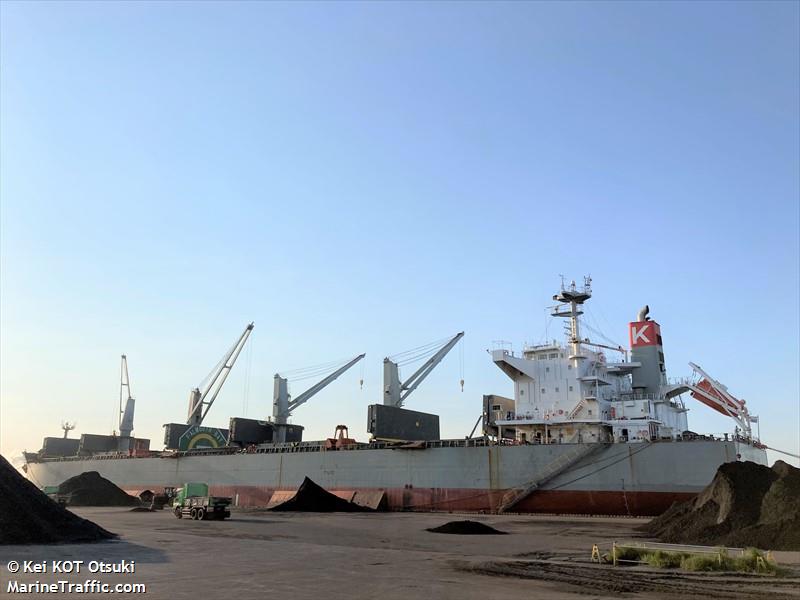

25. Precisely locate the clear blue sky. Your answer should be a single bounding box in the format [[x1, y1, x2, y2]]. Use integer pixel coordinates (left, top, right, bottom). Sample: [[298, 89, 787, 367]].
[[1, 1, 798, 466]]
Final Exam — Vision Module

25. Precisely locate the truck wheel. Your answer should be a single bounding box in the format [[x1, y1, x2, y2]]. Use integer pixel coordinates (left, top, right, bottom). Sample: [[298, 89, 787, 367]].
[[197, 508, 206, 521], [190, 508, 197, 520], [174, 507, 182, 519]]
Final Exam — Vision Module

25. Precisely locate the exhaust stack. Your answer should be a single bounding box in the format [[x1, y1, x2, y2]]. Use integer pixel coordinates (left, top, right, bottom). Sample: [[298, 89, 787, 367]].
[[629, 308, 666, 395]]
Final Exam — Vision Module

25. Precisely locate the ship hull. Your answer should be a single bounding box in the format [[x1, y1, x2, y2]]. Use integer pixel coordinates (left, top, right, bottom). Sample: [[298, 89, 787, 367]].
[[25, 440, 767, 516]]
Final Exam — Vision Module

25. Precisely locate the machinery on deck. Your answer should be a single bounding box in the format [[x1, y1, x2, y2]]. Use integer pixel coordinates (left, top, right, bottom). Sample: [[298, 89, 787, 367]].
[[325, 425, 356, 450], [382, 332, 464, 408], [187, 323, 255, 427], [163, 323, 255, 450], [117, 355, 135, 450], [273, 354, 365, 443], [369, 332, 464, 441]]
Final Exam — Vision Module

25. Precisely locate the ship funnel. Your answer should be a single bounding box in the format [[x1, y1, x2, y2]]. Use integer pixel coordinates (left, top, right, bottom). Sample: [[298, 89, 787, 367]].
[[637, 305, 650, 322], [629, 307, 666, 395]]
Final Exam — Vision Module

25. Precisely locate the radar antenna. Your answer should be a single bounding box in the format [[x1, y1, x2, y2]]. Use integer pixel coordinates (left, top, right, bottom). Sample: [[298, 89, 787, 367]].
[[61, 421, 76, 439]]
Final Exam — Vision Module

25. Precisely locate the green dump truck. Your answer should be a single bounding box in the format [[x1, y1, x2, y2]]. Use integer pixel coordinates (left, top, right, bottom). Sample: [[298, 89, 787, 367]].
[[43, 485, 68, 506], [172, 482, 231, 520]]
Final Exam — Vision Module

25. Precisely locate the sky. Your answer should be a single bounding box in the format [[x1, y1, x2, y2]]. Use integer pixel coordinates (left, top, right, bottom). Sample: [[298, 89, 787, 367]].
[[1, 1, 798, 467]]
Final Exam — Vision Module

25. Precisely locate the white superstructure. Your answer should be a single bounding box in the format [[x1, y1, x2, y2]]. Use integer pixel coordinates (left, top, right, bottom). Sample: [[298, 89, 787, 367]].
[[491, 277, 692, 445]]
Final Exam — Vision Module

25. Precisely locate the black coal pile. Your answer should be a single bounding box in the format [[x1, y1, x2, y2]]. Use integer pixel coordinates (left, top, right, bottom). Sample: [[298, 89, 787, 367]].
[[427, 520, 508, 535], [644, 460, 800, 550], [0, 455, 115, 544], [58, 472, 140, 507], [269, 477, 373, 512]]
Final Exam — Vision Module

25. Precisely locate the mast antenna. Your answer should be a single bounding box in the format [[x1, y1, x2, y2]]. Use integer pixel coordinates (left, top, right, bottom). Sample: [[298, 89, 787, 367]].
[[61, 421, 76, 439], [551, 275, 593, 365]]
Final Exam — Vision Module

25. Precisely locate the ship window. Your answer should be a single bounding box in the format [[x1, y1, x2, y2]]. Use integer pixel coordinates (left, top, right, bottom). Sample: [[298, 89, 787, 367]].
[[519, 389, 525, 396], [546, 367, 550, 372], [588, 409, 593, 415], [569, 386, 573, 392], [567, 364, 572, 369], [492, 405, 501, 410], [549, 353, 558, 359], [538, 355, 547, 360], [541, 388, 546, 394], [555, 387, 559, 392]]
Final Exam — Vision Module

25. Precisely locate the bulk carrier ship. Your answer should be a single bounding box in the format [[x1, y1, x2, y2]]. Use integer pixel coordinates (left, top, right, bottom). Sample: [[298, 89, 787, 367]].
[[23, 277, 767, 515]]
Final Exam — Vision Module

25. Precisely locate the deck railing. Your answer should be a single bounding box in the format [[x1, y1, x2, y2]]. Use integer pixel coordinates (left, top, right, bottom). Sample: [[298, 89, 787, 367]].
[[28, 430, 764, 464]]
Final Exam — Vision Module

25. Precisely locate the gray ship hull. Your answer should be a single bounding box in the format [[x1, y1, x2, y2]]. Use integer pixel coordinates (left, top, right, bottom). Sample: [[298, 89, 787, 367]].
[[25, 439, 767, 515]]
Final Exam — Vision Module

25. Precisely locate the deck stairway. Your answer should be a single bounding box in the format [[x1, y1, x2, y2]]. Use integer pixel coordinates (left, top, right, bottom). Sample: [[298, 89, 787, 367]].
[[496, 443, 607, 513], [568, 399, 585, 419]]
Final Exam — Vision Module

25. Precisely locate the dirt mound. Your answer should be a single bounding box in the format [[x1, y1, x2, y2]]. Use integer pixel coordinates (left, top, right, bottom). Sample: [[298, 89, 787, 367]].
[[0, 455, 115, 544], [644, 460, 800, 550], [427, 520, 507, 535], [58, 472, 140, 507], [268, 477, 373, 512]]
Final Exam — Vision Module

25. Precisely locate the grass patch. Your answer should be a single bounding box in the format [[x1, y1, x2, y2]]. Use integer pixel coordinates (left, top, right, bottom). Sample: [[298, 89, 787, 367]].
[[645, 550, 691, 568], [611, 546, 781, 574]]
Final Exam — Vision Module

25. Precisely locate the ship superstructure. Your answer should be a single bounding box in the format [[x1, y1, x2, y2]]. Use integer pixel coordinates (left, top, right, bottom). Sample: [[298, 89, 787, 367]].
[[490, 277, 692, 445]]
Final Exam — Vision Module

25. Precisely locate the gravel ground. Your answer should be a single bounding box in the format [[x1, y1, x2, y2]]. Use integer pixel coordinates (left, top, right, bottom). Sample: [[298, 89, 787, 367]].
[[1, 508, 798, 599]]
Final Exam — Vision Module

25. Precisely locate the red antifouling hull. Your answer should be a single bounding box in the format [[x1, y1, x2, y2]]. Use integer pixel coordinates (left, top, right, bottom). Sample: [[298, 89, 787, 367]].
[[139, 484, 694, 517]]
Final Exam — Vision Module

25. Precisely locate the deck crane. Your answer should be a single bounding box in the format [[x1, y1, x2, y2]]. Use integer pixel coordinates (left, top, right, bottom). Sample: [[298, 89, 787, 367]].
[[187, 323, 254, 427], [383, 332, 464, 408], [273, 353, 365, 442], [119, 354, 135, 438]]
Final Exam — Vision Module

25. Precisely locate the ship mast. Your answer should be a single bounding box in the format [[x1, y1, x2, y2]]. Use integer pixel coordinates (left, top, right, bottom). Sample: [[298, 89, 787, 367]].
[[551, 275, 592, 367]]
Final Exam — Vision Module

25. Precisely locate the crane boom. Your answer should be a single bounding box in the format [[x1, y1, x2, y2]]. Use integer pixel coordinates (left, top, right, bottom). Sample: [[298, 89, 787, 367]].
[[187, 322, 254, 426], [384, 331, 464, 407], [273, 353, 365, 425], [119, 354, 135, 438], [288, 354, 366, 413]]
